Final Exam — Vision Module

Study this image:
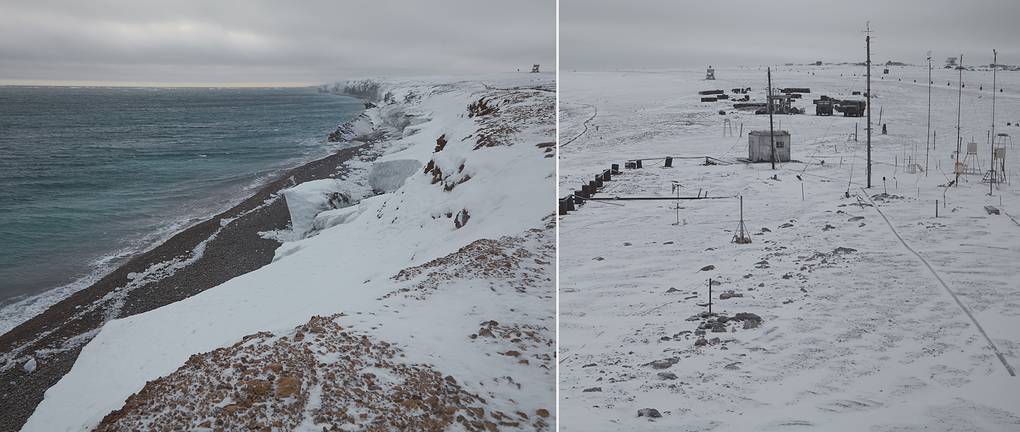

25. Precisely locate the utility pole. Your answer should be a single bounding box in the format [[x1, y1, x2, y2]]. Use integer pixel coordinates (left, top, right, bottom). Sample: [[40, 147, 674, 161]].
[[955, 54, 963, 187], [865, 22, 873, 188], [990, 49, 997, 195], [768, 67, 776, 170], [926, 52, 932, 175]]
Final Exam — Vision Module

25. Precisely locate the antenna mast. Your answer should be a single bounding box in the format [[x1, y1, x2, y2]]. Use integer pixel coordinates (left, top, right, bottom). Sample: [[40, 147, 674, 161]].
[[989, 49, 997, 195], [768, 67, 776, 170], [865, 22, 873, 188], [955, 54, 963, 187], [925, 52, 932, 175]]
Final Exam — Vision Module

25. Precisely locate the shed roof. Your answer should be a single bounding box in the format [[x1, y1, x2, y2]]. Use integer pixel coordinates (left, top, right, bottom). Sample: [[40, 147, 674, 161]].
[[748, 130, 790, 137]]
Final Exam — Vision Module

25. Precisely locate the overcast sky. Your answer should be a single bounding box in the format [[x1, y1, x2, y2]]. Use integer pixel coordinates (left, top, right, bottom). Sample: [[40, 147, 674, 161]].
[[562, 0, 1020, 70], [0, 0, 555, 86]]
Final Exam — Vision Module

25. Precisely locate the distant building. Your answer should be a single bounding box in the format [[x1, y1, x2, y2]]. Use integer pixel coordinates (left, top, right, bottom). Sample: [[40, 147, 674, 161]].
[[748, 130, 791, 162], [945, 57, 958, 69], [531, 64, 541, 73], [705, 66, 715, 80]]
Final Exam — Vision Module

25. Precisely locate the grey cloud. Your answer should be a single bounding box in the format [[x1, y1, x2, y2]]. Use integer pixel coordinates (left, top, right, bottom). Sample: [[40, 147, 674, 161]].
[[0, 0, 555, 85], [561, 0, 1020, 70]]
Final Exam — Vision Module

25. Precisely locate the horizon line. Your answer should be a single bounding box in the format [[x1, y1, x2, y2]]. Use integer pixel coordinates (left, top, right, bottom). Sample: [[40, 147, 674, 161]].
[[0, 79, 320, 89]]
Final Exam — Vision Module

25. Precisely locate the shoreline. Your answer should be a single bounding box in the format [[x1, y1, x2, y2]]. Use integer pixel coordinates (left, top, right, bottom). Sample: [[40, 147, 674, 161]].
[[0, 140, 361, 333], [0, 137, 377, 432]]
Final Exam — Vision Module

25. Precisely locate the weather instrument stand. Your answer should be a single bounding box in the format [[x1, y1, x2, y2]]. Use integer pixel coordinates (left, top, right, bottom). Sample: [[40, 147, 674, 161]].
[[732, 195, 751, 244], [962, 141, 983, 175]]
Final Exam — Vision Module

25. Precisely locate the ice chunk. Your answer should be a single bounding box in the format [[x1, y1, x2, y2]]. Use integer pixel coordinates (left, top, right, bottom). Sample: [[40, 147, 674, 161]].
[[368, 159, 421, 194], [282, 179, 353, 237]]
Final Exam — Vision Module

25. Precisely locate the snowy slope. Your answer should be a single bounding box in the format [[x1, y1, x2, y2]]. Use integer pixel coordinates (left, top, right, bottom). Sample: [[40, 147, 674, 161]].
[[559, 66, 1020, 431], [23, 73, 556, 431]]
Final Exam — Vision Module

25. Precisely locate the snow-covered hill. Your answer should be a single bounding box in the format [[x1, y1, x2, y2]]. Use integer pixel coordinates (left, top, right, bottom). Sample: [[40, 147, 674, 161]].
[[23, 74, 556, 431]]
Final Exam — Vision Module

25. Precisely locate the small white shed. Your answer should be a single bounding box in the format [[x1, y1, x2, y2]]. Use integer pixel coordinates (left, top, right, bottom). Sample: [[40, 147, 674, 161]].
[[748, 130, 791, 162]]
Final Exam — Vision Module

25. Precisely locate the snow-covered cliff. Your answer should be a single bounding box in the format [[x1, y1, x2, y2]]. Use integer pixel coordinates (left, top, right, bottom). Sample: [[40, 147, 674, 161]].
[[24, 74, 556, 431]]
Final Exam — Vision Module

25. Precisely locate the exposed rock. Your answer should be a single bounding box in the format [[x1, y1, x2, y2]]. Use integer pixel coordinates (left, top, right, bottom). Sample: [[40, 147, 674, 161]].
[[275, 375, 301, 399], [453, 208, 471, 229], [700, 265, 716, 272], [734, 312, 762, 322], [719, 291, 743, 300], [649, 359, 675, 369], [637, 408, 662, 418], [733, 312, 763, 329], [582, 387, 603, 393], [94, 315, 498, 432], [657, 372, 678, 380]]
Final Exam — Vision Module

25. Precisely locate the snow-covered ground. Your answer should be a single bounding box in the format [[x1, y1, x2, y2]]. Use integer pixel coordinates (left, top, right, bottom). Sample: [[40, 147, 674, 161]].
[[23, 73, 556, 431], [559, 66, 1020, 431]]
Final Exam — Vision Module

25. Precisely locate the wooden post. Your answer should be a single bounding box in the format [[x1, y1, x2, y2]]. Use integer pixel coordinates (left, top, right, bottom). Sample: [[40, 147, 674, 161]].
[[708, 278, 713, 315]]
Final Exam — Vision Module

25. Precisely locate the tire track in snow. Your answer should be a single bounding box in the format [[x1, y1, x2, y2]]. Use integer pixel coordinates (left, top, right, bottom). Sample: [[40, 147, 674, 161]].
[[1003, 209, 1020, 227], [862, 188, 1016, 377], [560, 104, 598, 148]]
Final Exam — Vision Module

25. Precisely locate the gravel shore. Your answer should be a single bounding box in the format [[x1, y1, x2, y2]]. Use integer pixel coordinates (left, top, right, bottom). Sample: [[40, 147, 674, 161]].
[[0, 143, 372, 432]]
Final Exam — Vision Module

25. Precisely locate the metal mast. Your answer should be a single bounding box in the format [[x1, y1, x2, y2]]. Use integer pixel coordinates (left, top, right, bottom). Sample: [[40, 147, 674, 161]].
[[955, 54, 963, 186], [925, 53, 932, 175], [865, 23, 872, 188], [768, 67, 776, 170], [990, 49, 997, 195]]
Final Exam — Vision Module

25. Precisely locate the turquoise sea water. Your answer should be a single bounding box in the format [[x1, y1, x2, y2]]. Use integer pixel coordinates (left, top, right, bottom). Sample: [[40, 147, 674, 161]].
[[0, 86, 361, 309]]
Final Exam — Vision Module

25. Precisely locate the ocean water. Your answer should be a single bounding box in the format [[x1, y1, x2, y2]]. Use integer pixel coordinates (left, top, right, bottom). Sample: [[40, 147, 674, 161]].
[[0, 86, 362, 320]]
